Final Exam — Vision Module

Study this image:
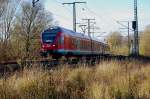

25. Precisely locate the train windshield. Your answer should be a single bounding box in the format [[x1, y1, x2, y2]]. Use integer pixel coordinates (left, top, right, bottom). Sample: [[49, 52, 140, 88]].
[[42, 30, 59, 43], [42, 33, 56, 43], [42, 27, 61, 43]]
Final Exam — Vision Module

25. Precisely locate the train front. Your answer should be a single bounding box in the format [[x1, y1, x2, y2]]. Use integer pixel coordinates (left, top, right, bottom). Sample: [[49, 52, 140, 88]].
[[40, 27, 61, 57]]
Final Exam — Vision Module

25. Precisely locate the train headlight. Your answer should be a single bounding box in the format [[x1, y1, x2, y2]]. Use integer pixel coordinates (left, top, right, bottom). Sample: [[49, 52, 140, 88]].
[[52, 44, 56, 47]]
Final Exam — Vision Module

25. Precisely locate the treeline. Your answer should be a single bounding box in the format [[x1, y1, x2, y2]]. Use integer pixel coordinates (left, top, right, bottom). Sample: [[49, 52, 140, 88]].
[[107, 26, 150, 56], [140, 25, 150, 56], [0, 0, 54, 61], [107, 32, 129, 55]]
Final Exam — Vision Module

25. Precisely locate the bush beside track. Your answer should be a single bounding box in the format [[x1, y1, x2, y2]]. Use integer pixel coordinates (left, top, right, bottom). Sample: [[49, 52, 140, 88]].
[[0, 60, 149, 99]]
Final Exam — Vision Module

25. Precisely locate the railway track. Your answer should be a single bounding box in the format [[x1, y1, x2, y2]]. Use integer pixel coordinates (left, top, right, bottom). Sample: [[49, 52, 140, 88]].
[[0, 55, 150, 75]]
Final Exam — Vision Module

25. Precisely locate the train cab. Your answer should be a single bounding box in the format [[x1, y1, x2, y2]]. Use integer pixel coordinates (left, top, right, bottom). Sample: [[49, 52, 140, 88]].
[[40, 27, 63, 57]]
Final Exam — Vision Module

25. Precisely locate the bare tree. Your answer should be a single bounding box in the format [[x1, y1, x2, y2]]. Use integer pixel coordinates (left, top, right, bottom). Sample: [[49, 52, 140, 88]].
[[0, 0, 8, 17], [0, 0, 53, 60], [107, 32, 123, 48], [18, 2, 53, 58], [140, 25, 150, 56], [0, 0, 20, 61]]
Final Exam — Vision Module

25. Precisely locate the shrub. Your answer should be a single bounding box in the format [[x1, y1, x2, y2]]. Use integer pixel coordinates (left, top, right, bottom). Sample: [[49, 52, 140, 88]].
[[0, 60, 149, 99]]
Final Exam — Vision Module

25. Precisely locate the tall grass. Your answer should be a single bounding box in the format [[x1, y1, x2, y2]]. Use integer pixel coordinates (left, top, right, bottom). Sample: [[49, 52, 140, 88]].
[[0, 60, 149, 99]]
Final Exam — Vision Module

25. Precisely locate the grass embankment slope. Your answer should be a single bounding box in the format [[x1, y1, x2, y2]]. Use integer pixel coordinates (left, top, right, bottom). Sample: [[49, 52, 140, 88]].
[[0, 60, 149, 99]]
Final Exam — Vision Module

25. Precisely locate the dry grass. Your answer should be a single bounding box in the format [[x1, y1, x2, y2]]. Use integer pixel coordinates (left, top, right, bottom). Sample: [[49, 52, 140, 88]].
[[0, 60, 149, 99]]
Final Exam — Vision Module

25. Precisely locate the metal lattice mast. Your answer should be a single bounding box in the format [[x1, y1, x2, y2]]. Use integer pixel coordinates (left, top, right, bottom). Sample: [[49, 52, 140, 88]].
[[82, 19, 95, 37], [133, 0, 139, 56]]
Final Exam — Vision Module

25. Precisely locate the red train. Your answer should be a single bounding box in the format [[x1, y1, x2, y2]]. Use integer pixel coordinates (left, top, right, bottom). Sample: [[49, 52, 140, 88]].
[[40, 27, 109, 58]]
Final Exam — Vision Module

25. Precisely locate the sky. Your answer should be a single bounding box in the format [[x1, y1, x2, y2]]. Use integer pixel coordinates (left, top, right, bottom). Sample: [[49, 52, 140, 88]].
[[43, 0, 150, 38]]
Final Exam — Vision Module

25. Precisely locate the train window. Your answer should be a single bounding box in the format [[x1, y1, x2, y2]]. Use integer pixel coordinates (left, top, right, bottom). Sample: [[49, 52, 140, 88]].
[[71, 38, 73, 45], [80, 40, 82, 49], [72, 38, 75, 47], [83, 40, 85, 49], [88, 40, 90, 50], [84, 40, 86, 50], [81, 40, 84, 50], [85, 41, 87, 50], [60, 36, 64, 44], [72, 38, 75, 46], [84, 41, 85, 49], [74, 38, 78, 48], [77, 38, 80, 49], [86, 41, 88, 50]]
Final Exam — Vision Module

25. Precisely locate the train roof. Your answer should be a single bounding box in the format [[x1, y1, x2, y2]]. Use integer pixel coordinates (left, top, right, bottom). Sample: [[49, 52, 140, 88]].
[[44, 26, 108, 46]]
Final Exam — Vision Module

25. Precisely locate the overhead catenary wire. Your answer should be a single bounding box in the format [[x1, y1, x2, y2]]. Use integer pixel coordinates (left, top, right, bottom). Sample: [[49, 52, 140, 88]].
[[52, 0, 73, 16], [82, 5, 119, 39], [84, 2, 135, 34], [43, 0, 73, 28], [50, 0, 88, 32], [45, 1, 132, 39], [84, 5, 135, 40], [47, 1, 104, 35], [84, 4, 117, 31], [46, 0, 73, 19]]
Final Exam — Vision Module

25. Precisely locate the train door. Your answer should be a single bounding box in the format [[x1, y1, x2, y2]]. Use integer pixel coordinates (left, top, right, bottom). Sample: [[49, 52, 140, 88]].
[[57, 33, 64, 49]]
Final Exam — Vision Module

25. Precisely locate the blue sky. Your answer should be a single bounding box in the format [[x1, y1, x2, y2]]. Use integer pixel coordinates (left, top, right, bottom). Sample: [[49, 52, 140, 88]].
[[44, 0, 150, 37]]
